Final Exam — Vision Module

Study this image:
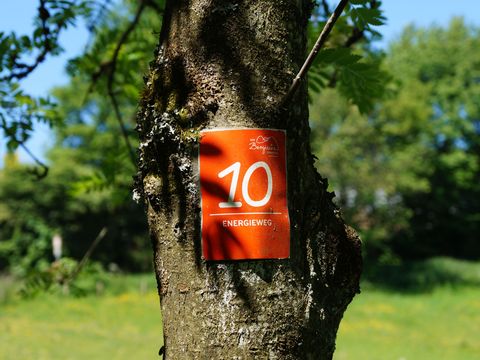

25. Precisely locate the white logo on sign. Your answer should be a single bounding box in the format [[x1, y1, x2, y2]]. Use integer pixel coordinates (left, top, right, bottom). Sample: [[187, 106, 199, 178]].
[[249, 136, 279, 157]]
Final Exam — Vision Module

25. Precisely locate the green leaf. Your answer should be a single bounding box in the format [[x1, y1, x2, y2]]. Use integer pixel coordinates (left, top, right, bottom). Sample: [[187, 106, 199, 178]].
[[316, 48, 362, 66], [350, 7, 386, 29]]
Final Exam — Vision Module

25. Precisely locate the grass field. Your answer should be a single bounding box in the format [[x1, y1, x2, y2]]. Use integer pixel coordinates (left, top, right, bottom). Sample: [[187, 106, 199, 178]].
[[0, 274, 163, 360], [1, 258, 479, 359], [336, 286, 480, 360]]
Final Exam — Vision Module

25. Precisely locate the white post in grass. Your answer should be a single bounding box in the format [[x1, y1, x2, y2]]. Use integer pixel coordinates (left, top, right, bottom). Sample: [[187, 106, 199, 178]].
[[52, 234, 62, 261]]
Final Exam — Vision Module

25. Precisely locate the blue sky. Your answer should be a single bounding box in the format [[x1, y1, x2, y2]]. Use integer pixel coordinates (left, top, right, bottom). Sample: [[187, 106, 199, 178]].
[[1, 0, 480, 166], [377, 0, 480, 47]]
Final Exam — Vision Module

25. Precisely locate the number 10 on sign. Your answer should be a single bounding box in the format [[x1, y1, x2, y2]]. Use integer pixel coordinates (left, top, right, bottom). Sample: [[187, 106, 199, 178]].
[[199, 128, 290, 261], [218, 161, 272, 208]]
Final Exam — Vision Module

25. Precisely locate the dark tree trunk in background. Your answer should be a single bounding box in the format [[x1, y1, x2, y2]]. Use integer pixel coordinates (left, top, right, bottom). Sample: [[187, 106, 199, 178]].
[[136, 0, 361, 358]]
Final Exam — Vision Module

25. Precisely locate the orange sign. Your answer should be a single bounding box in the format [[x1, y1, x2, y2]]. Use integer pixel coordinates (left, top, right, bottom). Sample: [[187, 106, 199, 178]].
[[199, 128, 290, 260]]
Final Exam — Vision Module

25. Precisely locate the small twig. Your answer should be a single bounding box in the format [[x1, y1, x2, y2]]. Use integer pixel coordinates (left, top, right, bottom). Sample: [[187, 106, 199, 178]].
[[19, 142, 49, 179], [107, 1, 147, 85], [86, 0, 113, 33], [321, 0, 331, 15], [281, 0, 350, 107], [1, 117, 49, 178], [106, 0, 148, 166], [0, 114, 49, 180], [344, 27, 364, 47], [68, 227, 108, 283], [84, 0, 164, 165], [107, 89, 137, 165]]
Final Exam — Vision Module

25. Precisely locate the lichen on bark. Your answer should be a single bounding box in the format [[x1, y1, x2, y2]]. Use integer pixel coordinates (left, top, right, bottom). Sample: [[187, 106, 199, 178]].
[[135, 1, 361, 359]]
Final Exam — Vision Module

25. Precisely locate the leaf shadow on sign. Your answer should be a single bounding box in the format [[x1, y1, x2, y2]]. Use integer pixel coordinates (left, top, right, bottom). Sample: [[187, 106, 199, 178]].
[[199, 137, 249, 262], [196, 140, 226, 254], [204, 219, 247, 260], [197, 140, 234, 266], [200, 178, 229, 201], [199, 176, 249, 262], [200, 141, 223, 157]]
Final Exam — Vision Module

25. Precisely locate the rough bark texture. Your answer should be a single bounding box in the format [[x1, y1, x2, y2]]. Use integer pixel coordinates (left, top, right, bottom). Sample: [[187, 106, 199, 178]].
[[136, 1, 361, 358]]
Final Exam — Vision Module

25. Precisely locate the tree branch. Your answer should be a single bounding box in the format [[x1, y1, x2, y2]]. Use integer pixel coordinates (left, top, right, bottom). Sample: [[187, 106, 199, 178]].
[[91, 0, 150, 166], [107, 88, 137, 165], [344, 27, 364, 47], [107, 1, 147, 90], [106, 1, 148, 166], [281, 0, 350, 107], [1, 116, 49, 178], [84, 1, 165, 166], [321, 0, 331, 16], [0, 0, 55, 82], [86, 0, 113, 33], [68, 227, 108, 283], [19, 142, 49, 179]]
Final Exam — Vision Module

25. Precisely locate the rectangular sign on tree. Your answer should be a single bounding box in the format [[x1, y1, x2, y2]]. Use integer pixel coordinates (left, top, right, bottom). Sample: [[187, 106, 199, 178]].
[[199, 128, 290, 260]]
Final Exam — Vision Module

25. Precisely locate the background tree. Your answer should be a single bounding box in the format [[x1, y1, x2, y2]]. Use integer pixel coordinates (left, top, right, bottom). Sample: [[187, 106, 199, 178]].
[[387, 18, 480, 259], [311, 18, 480, 263]]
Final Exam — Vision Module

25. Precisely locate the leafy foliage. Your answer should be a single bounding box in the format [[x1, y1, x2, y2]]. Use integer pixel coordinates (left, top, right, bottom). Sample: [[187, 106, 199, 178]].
[[348, 5, 386, 30], [313, 47, 388, 113], [0, 82, 58, 151], [20, 257, 110, 298], [0, 0, 93, 156], [0, 148, 152, 275], [310, 88, 426, 262], [8, 1, 477, 279], [385, 19, 480, 259], [54, 0, 164, 197], [307, 0, 388, 113], [0, 0, 166, 278], [311, 18, 480, 261]]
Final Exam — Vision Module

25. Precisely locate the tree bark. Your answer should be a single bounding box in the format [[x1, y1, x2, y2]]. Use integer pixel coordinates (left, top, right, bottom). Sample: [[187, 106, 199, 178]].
[[136, 1, 361, 358]]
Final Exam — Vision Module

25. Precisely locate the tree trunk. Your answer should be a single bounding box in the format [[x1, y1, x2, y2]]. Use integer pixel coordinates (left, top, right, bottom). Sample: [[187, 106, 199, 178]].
[[136, 1, 361, 358]]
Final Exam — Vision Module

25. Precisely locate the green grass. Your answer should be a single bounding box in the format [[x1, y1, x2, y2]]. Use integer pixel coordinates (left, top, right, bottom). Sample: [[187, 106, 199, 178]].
[[336, 258, 480, 359], [1, 258, 480, 359], [336, 286, 480, 360], [0, 274, 163, 360]]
